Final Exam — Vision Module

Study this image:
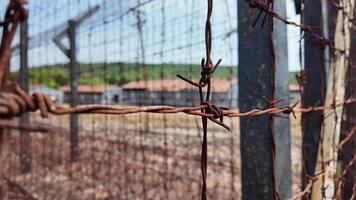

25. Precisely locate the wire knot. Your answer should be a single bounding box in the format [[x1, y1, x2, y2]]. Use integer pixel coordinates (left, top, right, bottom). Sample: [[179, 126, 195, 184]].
[[7, 0, 27, 22], [202, 101, 230, 131], [201, 58, 213, 76], [248, 0, 269, 10], [0, 83, 56, 119], [200, 58, 223, 85], [176, 57, 228, 131], [282, 102, 298, 119]]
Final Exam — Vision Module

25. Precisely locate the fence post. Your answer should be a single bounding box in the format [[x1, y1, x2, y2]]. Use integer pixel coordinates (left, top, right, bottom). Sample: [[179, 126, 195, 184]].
[[273, 0, 292, 198], [19, 17, 32, 173], [302, 0, 326, 186], [238, 1, 291, 199], [52, 8, 99, 162], [68, 20, 79, 162]]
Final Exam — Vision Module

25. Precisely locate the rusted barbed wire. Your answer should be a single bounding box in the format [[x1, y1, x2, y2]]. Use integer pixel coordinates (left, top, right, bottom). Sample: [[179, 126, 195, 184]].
[[334, 153, 356, 199], [1, 85, 356, 124], [0, 0, 27, 90], [0, 4, 352, 125], [248, 0, 332, 48], [289, 125, 356, 200], [248, 0, 356, 66], [289, 171, 325, 200], [176, 0, 225, 199]]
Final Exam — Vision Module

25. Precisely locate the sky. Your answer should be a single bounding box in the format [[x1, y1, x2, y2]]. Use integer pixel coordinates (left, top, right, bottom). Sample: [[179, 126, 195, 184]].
[[4, 0, 302, 72], [286, 0, 302, 71]]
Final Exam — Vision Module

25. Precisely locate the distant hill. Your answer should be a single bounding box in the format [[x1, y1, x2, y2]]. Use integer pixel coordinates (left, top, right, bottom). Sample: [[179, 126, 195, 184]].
[[11, 63, 298, 88]]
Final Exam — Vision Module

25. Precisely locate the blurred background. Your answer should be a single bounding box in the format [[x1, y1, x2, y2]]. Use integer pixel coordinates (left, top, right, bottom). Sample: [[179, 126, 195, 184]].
[[0, 0, 316, 199]]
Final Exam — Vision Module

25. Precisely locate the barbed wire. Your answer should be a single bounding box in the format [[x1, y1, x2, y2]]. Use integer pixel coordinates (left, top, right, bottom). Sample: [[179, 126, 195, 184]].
[[289, 171, 325, 200], [248, 0, 330, 44], [0, 0, 355, 199], [0, 0, 26, 90], [1, 84, 355, 127], [176, 0, 224, 199]]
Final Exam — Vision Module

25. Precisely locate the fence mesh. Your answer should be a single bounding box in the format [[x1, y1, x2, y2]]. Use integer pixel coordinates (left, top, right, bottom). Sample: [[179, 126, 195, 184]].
[[2, 0, 240, 199], [0, 0, 355, 199]]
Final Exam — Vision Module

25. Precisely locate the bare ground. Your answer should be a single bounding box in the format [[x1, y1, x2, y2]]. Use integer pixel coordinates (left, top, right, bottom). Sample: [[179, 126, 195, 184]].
[[0, 110, 303, 199]]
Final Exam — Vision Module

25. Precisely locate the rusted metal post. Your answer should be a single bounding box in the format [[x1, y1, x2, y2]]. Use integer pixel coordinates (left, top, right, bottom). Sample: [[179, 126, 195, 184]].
[[68, 20, 79, 162], [19, 15, 32, 173], [301, 0, 326, 186], [238, 1, 291, 199]]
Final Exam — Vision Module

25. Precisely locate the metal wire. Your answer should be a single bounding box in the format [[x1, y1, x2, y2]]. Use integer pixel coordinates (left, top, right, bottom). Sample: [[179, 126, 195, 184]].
[[0, 0, 355, 199], [1, 86, 356, 120]]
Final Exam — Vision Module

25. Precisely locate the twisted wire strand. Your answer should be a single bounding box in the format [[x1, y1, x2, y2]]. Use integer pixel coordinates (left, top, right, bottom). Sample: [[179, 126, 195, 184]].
[[289, 171, 325, 200], [0, 0, 27, 89], [1, 84, 355, 125]]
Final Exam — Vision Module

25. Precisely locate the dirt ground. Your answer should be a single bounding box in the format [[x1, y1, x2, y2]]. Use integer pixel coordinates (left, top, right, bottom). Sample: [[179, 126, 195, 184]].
[[0, 110, 303, 199]]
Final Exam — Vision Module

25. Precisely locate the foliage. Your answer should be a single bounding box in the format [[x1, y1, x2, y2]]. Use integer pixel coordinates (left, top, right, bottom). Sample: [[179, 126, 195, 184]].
[[11, 63, 238, 88], [10, 62, 299, 88]]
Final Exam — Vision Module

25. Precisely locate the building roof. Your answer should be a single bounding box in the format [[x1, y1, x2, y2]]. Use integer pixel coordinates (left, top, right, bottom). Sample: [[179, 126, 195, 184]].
[[289, 84, 300, 92], [58, 82, 300, 94], [29, 84, 52, 90], [121, 78, 238, 93], [60, 85, 117, 93]]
